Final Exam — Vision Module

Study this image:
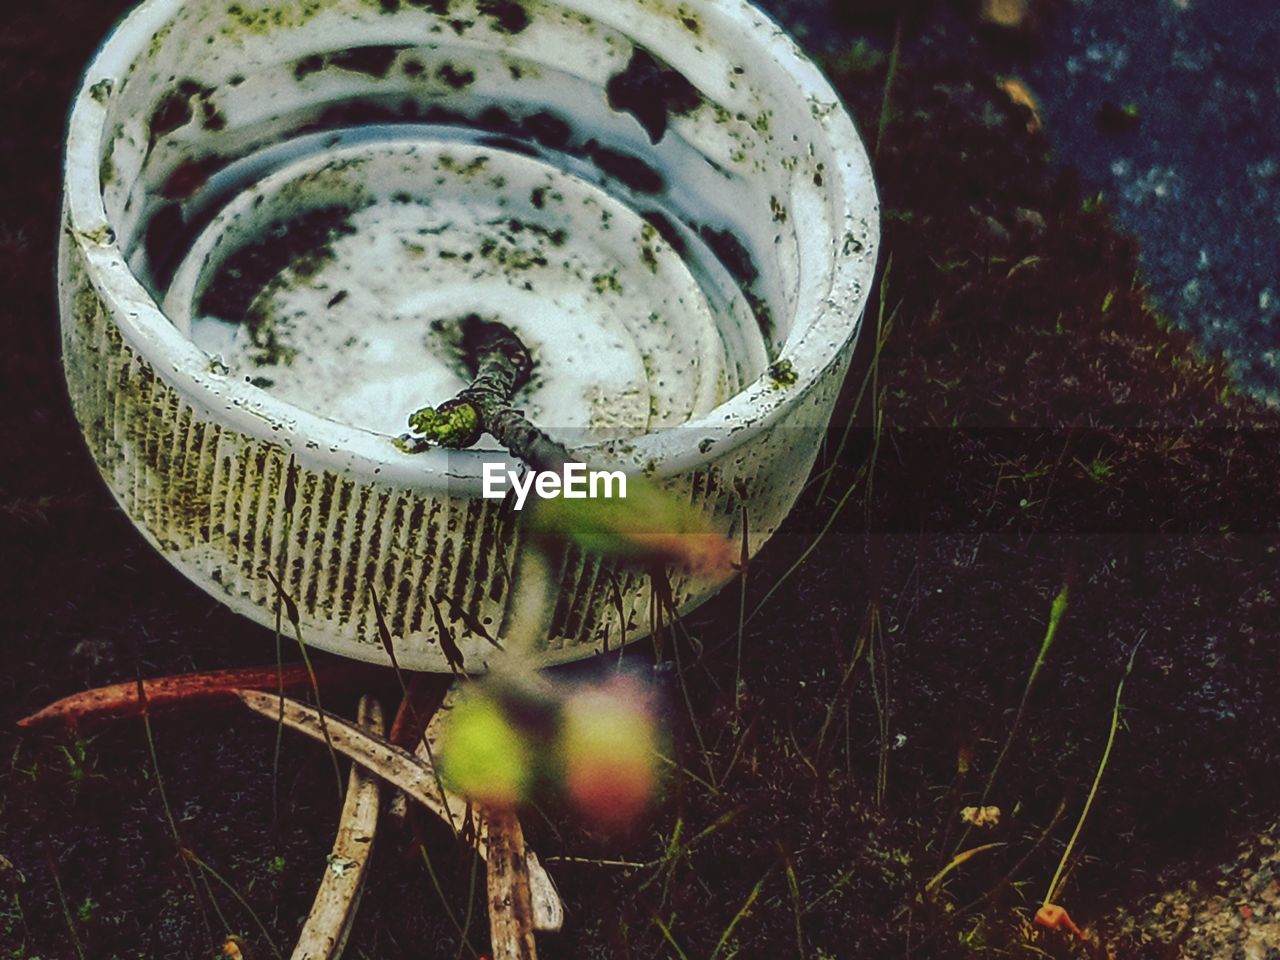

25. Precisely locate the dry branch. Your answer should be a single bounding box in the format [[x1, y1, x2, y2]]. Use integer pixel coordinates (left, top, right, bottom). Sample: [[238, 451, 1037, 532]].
[[17, 661, 387, 732], [236, 690, 563, 933], [292, 696, 385, 960], [412, 686, 564, 934], [484, 807, 538, 960], [386, 675, 453, 829], [388, 674, 452, 750]]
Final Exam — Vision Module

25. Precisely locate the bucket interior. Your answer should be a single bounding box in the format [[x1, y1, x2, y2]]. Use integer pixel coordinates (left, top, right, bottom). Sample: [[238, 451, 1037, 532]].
[[91, 0, 844, 445]]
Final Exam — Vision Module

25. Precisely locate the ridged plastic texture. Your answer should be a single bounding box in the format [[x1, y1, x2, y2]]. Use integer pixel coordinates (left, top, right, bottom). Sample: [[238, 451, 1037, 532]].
[[59, 0, 879, 670]]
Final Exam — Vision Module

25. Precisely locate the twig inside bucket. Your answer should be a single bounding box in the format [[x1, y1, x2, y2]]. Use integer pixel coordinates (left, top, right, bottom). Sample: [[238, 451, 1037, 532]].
[[395, 316, 569, 471]]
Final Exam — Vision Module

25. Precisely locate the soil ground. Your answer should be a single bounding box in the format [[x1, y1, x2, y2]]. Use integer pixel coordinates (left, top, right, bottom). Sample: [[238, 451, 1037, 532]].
[[2, 2, 1279, 959]]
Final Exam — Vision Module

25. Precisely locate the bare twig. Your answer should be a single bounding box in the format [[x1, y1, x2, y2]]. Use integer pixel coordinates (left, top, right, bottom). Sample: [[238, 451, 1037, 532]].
[[292, 696, 385, 960], [234, 690, 563, 933], [386, 675, 452, 829], [409, 686, 563, 933], [483, 807, 538, 960], [396, 316, 569, 471], [16, 662, 386, 732]]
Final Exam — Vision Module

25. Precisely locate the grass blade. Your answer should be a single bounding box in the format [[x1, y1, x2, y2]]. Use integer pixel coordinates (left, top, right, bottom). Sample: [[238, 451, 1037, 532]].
[[709, 869, 771, 960], [1043, 636, 1145, 906]]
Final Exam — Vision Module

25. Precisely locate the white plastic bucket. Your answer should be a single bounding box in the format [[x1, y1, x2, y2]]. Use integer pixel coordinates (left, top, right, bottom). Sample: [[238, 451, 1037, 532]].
[[59, 0, 879, 670]]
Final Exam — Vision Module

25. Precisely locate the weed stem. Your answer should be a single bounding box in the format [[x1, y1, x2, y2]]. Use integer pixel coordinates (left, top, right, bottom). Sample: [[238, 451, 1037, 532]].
[[1043, 635, 1144, 906]]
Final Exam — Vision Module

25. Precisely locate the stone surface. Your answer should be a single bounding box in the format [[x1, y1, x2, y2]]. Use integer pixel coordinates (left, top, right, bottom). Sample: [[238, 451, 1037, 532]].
[[1111, 823, 1280, 958], [762, 0, 1280, 398]]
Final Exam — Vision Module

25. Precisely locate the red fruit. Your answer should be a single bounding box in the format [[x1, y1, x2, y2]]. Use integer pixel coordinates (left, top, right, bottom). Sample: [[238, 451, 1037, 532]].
[[559, 679, 660, 829]]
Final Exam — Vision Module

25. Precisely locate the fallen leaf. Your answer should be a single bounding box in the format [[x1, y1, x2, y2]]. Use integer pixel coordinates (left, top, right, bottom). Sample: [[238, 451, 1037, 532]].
[[1035, 903, 1087, 941], [960, 805, 1002, 828], [998, 77, 1043, 133], [982, 0, 1030, 30]]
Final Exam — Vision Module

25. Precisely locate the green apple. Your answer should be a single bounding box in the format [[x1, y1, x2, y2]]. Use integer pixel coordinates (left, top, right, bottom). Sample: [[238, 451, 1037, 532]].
[[438, 692, 532, 808]]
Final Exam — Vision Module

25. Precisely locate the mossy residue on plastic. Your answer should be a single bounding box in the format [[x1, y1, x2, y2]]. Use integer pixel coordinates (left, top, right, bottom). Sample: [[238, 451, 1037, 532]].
[[242, 301, 300, 368], [225, 0, 334, 35], [438, 153, 490, 177], [490, 217, 567, 247], [606, 47, 701, 144], [639, 223, 660, 274], [66, 257, 430, 609], [72, 283, 103, 332], [592, 270, 624, 295], [676, 5, 701, 34], [99, 139, 117, 186], [767, 358, 797, 388], [89, 78, 114, 104], [476, 0, 529, 34], [477, 235, 548, 272], [147, 23, 174, 58], [77, 225, 116, 247], [199, 205, 358, 366], [437, 62, 475, 89]]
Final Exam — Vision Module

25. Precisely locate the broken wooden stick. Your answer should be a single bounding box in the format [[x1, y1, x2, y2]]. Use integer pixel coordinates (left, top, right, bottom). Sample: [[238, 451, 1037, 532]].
[[17, 661, 388, 732], [292, 695, 385, 960], [409, 686, 560, 942], [387, 674, 453, 830], [484, 807, 539, 960], [235, 689, 563, 933], [388, 675, 452, 750]]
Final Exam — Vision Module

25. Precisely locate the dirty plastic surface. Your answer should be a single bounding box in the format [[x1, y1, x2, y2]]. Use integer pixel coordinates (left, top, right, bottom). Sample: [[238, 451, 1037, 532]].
[[59, 0, 879, 669], [164, 135, 743, 441]]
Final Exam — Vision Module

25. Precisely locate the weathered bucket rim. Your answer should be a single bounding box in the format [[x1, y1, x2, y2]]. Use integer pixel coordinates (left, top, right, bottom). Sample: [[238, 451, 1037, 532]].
[[63, 0, 879, 492]]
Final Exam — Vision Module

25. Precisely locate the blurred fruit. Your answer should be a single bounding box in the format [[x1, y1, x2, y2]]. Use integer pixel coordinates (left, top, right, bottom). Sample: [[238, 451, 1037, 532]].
[[531, 476, 735, 577], [558, 678, 660, 828], [438, 692, 533, 807]]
